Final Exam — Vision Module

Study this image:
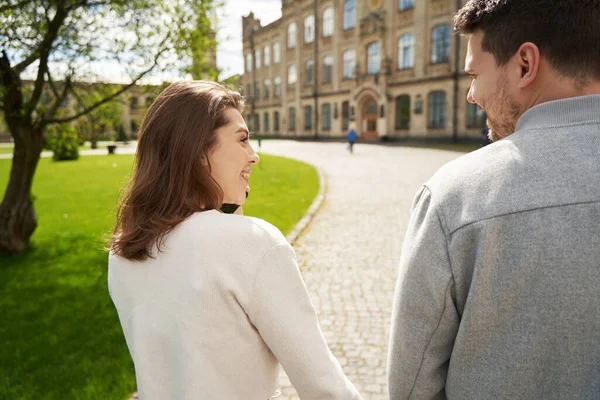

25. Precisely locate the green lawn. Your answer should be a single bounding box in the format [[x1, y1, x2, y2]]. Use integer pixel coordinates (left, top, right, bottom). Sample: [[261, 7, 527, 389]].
[[0, 153, 319, 400]]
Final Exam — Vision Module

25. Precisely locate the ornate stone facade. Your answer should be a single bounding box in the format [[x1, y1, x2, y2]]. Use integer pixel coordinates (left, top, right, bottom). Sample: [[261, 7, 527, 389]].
[[241, 0, 486, 140]]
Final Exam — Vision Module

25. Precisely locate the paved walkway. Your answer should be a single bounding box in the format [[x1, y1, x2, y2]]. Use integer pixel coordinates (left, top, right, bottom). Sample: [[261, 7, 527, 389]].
[[257, 140, 463, 399]]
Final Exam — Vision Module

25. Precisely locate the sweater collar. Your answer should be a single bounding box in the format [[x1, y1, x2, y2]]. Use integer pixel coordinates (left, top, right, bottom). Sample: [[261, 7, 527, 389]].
[[515, 94, 600, 132]]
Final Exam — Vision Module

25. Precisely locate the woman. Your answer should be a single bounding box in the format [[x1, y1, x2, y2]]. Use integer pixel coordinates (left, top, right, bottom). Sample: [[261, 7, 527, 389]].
[[109, 81, 362, 400]]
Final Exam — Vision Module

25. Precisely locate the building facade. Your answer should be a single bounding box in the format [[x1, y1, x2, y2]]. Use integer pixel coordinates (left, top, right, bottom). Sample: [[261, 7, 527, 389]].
[[241, 0, 486, 141]]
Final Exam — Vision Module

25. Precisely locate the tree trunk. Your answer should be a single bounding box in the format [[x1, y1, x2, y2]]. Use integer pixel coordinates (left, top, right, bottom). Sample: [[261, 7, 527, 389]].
[[0, 125, 43, 254]]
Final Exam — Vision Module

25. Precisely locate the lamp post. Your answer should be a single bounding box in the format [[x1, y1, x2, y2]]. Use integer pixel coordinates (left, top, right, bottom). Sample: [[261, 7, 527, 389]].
[[250, 24, 258, 132], [313, 0, 319, 139]]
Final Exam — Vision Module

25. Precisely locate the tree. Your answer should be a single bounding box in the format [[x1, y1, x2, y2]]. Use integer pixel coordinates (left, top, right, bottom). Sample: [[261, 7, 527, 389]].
[[0, 0, 219, 254], [74, 84, 124, 149]]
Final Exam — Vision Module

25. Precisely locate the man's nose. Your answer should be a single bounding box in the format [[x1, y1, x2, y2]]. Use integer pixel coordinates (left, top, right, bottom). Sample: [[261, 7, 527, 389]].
[[467, 85, 476, 104]]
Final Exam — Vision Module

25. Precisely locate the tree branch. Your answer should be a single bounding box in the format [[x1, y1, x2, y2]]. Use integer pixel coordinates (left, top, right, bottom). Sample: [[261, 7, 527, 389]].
[[23, 4, 71, 114], [45, 70, 60, 99], [44, 47, 168, 124], [43, 76, 71, 123]]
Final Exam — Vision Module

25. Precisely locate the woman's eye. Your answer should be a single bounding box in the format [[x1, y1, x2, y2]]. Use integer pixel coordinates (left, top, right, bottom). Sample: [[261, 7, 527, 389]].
[[241, 136, 249, 143]]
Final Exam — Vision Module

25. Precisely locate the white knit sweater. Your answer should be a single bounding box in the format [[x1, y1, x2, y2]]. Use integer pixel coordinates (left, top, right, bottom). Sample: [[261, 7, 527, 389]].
[[108, 210, 362, 400]]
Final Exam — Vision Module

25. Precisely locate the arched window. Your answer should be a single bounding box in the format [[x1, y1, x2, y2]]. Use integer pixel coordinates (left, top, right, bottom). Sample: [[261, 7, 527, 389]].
[[323, 7, 334, 37], [289, 107, 296, 131], [428, 91, 447, 129], [367, 42, 381, 75], [274, 111, 280, 131], [245, 53, 252, 72], [398, 34, 415, 70], [395, 95, 411, 129], [343, 0, 356, 30], [254, 48, 261, 69], [343, 49, 356, 79], [263, 45, 270, 67], [288, 65, 297, 88], [288, 23, 297, 49], [431, 24, 451, 64], [304, 105, 313, 130], [304, 15, 315, 43]]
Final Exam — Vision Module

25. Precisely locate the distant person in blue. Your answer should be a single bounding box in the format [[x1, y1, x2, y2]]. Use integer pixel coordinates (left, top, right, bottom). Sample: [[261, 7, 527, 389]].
[[346, 123, 358, 154]]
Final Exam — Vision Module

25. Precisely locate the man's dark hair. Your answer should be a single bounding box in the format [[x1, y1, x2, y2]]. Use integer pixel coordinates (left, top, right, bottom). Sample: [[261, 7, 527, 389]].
[[453, 0, 600, 82]]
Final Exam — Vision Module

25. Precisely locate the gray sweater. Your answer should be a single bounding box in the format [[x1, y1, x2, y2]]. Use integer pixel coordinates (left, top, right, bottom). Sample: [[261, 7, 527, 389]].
[[388, 95, 600, 399]]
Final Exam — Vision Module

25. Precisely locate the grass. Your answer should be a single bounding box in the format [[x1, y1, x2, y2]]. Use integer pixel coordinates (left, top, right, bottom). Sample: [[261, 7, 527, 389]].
[[0, 153, 319, 400]]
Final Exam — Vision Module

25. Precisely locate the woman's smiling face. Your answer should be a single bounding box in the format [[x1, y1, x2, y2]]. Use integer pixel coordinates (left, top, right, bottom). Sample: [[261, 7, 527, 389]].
[[207, 107, 259, 206]]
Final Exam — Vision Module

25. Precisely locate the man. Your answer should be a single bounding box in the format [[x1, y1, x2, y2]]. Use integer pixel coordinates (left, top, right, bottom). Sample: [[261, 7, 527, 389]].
[[346, 123, 358, 154], [388, 1, 600, 399]]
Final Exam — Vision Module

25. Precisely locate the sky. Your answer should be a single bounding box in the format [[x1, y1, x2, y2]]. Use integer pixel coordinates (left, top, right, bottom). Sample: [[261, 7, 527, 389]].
[[217, 0, 282, 78]]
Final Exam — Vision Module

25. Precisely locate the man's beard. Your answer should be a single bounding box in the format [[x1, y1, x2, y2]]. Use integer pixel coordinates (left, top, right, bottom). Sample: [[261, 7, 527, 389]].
[[485, 77, 521, 142]]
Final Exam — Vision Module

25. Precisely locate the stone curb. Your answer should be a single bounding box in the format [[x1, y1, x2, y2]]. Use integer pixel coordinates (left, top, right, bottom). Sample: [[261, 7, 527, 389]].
[[285, 166, 327, 245]]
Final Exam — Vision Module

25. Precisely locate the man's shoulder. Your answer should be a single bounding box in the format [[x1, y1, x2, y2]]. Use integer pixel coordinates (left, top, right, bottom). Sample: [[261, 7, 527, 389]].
[[424, 141, 516, 231]]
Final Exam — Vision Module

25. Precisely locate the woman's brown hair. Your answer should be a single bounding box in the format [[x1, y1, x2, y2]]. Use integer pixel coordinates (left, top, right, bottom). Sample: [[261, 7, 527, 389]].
[[111, 80, 244, 261]]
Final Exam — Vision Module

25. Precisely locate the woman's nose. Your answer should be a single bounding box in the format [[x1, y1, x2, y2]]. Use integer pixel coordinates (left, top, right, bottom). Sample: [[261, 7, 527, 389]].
[[248, 145, 259, 164]]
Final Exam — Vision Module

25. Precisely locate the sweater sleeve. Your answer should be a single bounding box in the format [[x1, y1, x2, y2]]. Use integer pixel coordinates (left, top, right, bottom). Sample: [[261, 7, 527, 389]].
[[388, 186, 459, 400], [248, 240, 363, 400]]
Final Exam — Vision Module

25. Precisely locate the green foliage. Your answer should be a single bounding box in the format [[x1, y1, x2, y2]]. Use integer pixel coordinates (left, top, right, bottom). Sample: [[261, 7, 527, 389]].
[[47, 125, 79, 161], [116, 124, 128, 143], [74, 85, 124, 145], [0, 153, 319, 399]]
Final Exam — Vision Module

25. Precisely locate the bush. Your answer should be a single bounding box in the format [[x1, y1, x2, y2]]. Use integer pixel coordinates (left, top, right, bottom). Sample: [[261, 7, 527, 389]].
[[47, 124, 79, 161]]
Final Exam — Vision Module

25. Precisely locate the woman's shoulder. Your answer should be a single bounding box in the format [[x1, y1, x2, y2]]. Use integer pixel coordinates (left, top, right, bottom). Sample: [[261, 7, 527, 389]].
[[183, 210, 287, 247]]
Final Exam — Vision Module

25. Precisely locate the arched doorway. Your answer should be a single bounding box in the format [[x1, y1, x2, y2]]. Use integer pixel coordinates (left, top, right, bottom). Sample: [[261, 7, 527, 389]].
[[360, 96, 378, 141]]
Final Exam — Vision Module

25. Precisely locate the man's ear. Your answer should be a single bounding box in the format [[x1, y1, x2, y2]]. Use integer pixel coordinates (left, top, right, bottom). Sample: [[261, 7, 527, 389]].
[[516, 42, 541, 88]]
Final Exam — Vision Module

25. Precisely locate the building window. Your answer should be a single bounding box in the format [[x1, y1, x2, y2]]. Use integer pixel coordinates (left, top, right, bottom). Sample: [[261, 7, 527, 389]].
[[304, 105, 313, 130], [343, 49, 356, 79], [288, 65, 297, 88], [399, 0, 414, 11], [428, 91, 447, 129], [245, 53, 252, 72], [254, 83, 259, 100], [246, 84, 251, 96], [264, 45, 270, 67], [288, 23, 297, 49], [367, 42, 380, 75], [289, 107, 296, 131], [264, 112, 269, 132], [274, 111, 280, 131], [305, 59, 314, 86], [431, 24, 451, 64], [264, 79, 270, 99], [467, 102, 487, 128], [304, 15, 315, 43], [398, 33, 414, 70], [273, 41, 281, 63], [344, 0, 356, 30], [323, 7, 334, 37], [254, 113, 260, 132], [322, 103, 331, 130], [395, 95, 410, 129], [342, 101, 350, 130], [274, 76, 281, 97], [323, 55, 333, 83], [255, 48, 261, 69]]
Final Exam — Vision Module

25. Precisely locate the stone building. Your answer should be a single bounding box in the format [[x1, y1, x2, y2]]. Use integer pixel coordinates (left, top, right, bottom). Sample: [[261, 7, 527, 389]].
[[241, 0, 487, 141]]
